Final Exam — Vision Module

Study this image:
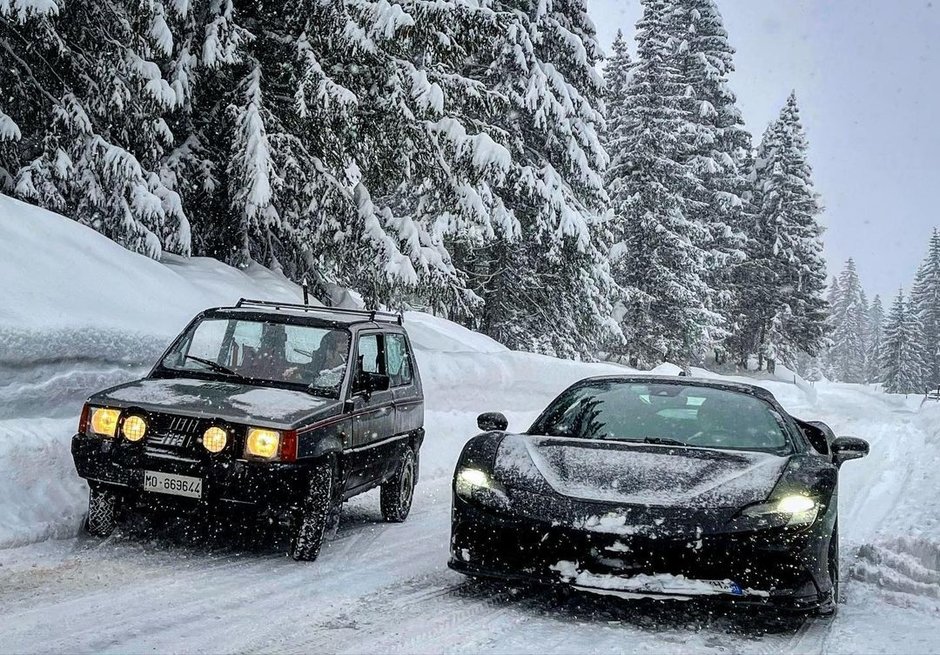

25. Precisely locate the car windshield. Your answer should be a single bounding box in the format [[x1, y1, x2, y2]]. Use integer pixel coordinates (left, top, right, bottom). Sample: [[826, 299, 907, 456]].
[[161, 317, 350, 396], [531, 382, 793, 454]]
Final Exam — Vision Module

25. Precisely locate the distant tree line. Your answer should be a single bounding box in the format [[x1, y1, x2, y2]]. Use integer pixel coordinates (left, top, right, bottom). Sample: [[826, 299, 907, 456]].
[[0, 0, 829, 368], [821, 233, 940, 395]]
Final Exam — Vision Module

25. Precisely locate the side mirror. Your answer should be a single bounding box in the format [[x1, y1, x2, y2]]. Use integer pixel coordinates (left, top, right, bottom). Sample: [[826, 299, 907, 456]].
[[831, 436, 869, 466], [354, 372, 390, 397], [477, 412, 508, 432]]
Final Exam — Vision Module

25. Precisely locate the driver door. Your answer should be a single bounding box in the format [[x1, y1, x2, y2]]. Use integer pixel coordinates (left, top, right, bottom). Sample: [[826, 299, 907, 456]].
[[345, 332, 396, 494]]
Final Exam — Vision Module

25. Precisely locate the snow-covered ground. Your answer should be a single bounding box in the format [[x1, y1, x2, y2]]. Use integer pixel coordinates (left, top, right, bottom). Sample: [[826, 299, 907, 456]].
[[2, 196, 939, 653]]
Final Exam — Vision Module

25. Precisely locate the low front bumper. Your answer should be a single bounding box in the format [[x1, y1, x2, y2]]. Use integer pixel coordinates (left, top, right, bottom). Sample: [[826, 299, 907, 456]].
[[71, 433, 309, 510], [449, 493, 828, 610]]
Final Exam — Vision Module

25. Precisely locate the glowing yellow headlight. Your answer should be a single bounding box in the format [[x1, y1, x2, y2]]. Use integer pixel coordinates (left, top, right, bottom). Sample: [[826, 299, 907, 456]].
[[122, 415, 147, 442], [203, 426, 228, 453], [777, 495, 815, 514], [90, 408, 120, 438], [246, 428, 281, 459]]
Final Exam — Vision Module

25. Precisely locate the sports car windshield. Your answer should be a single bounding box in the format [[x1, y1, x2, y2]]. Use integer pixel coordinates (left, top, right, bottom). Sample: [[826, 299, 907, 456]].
[[531, 382, 793, 454], [161, 317, 350, 396]]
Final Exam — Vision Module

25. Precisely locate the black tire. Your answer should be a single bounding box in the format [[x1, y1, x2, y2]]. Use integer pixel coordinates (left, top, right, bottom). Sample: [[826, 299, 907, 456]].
[[818, 521, 840, 616], [288, 460, 335, 561], [381, 446, 416, 522], [85, 487, 118, 537]]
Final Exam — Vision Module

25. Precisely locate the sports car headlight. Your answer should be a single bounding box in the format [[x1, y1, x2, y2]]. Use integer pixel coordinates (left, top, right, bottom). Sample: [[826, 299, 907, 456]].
[[455, 467, 509, 508], [742, 494, 818, 526], [246, 428, 281, 459], [88, 407, 121, 438]]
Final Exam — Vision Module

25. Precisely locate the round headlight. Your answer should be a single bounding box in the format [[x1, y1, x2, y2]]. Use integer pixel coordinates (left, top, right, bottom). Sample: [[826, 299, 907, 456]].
[[203, 426, 228, 453], [122, 415, 147, 441]]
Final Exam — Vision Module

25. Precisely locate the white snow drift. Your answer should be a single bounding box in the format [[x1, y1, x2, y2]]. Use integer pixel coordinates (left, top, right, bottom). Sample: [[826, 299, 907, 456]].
[[2, 196, 940, 653]]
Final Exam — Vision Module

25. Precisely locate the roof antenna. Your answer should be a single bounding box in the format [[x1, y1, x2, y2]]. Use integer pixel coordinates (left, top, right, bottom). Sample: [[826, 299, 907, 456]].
[[302, 277, 310, 306]]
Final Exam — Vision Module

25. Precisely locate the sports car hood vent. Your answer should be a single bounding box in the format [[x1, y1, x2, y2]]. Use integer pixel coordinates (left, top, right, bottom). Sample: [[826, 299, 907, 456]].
[[90, 378, 336, 428], [495, 435, 788, 508]]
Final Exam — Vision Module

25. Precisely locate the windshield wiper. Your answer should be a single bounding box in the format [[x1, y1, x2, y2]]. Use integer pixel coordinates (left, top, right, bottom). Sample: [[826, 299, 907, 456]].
[[642, 437, 687, 446], [184, 355, 239, 377]]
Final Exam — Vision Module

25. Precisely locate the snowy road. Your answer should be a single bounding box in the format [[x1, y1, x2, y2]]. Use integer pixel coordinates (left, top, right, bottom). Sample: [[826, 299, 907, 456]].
[[2, 385, 940, 654]]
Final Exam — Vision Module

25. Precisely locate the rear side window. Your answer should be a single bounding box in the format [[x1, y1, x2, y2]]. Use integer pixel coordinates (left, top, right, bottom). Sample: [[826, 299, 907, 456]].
[[357, 334, 382, 374], [386, 334, 413, 387]]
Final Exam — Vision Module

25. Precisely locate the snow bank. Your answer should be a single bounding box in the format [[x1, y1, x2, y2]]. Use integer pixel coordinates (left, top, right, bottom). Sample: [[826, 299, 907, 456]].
[[0, 196, 624, 547]]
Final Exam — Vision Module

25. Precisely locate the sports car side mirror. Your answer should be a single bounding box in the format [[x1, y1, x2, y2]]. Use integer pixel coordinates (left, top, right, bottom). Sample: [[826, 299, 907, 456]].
[[831, 436, 869, 466], [477, 412, 508, 432]]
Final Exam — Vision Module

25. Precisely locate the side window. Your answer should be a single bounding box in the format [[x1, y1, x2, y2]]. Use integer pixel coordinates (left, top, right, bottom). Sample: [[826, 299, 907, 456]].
[[385, 334, 413, 387], [357, 334, 382, 374]]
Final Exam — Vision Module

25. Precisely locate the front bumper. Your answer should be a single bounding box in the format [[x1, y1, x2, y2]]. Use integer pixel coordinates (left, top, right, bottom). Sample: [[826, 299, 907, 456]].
[[449, 492, 828, 610], [72, 433, 309, 511]]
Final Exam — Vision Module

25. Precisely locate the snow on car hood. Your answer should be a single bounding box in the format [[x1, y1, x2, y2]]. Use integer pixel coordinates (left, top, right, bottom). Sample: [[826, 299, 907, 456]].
[[494, 434, 787, 508], [91, 378, 334, 427]]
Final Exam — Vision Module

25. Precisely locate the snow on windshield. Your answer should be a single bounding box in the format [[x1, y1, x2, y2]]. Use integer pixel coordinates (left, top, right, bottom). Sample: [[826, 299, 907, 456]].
[[162, 317, 349, 394]]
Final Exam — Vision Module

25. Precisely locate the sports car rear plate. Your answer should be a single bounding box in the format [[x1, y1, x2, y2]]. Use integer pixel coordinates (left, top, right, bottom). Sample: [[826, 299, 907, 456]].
[[143, 470, 203, 499]]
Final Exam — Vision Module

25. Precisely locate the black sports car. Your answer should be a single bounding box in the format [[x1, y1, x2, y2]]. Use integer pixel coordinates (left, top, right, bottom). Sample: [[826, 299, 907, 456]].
[[448, 376, 869, 614]]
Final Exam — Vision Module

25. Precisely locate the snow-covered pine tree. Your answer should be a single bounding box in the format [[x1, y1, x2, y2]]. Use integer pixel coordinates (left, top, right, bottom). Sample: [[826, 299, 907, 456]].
[[450, 0, 619, 358], [880, 289, 926, 394], [1, 0, 192, 257], [910, 229, 940, 391], [666, 0, 751, 358], [736, 92, 828, 370], [865, 294, 885, 383], [828, 259, 868, 382], [606, 0, 718, 367], [187, 1, 524, 308]]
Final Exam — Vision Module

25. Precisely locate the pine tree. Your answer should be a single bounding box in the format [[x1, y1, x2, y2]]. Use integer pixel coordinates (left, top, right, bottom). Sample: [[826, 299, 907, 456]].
[[1, 0, 194, 258], [910, 229, 940, 390], [828, 259, 868, 382], [735, 92, 828, 369], [881, 289, 926, 394], [606, 0, 718, 367], [666, 0, 751, 358], [452, 0, 619, 358], [865, 294, 885, 383]]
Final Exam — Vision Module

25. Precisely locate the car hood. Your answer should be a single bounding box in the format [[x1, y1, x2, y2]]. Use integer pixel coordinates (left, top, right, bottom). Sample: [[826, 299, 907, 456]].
[[89, 377, 339, 429], [494, 434, 788, 509]]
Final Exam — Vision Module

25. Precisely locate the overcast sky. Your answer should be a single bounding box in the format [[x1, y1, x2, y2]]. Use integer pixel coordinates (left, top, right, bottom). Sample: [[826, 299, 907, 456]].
[[587, 0, 940, 301]]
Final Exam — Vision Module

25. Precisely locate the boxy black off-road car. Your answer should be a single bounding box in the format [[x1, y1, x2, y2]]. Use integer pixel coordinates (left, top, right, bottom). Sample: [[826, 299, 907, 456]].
[[71, 299, 424, 561]]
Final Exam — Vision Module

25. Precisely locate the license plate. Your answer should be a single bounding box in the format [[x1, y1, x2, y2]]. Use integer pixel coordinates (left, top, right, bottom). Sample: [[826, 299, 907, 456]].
[[143, 470, 203, 499]]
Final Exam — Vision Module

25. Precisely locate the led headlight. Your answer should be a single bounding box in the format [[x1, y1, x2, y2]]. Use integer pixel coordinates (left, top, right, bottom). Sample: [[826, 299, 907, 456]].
[[89, 407, 121, 438], [202, 426, 228, 453], [456, 468, 493, 496], [743, 494, 818, 526], [455, 467, 509, 509], [122, 415, 147, 442], [246, 428, 281, 459]]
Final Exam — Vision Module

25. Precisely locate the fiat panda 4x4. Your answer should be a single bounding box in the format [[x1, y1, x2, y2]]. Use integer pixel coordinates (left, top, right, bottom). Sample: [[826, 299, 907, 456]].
[[71, 299, 424, 561]]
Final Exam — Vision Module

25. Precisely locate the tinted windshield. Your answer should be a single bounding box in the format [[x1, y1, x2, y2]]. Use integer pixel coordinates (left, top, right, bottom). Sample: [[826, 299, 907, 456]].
[[162, 317, 350, 396], [531, 382, 793, 454]]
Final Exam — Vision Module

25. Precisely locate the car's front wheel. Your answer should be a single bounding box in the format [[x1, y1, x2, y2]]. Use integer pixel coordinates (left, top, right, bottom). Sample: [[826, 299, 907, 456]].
[[85, 486, 118, 537], [381, 446, 416, 522], [288, 460, 335, 561]]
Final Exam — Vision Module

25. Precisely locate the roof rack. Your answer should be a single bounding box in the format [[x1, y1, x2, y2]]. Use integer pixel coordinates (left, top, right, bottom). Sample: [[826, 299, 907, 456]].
[[234, 299, 404, 325]]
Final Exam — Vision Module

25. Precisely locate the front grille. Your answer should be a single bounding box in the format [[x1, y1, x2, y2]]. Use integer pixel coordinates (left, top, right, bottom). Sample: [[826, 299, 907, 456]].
[[145, 413, 206, 453]]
